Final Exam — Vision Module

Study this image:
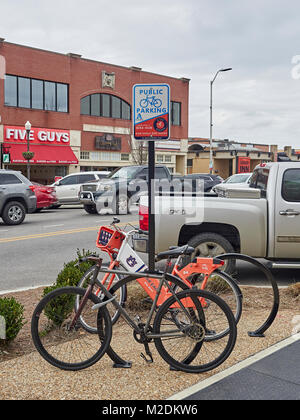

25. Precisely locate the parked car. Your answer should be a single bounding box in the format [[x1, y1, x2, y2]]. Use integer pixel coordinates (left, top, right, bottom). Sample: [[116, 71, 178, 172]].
[[183, 173, 224, 192], [137, 162, 300, 272], [79, 165, 173, 214], [0, 169, 37, 225], [31, 182, 58, 212], [51, 171, 110, 206], [213, 172, 252, 193]]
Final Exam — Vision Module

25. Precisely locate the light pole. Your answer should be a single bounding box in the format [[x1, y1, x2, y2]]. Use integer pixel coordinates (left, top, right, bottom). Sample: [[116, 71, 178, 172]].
[[24, 121, 32, 180], [209, 68, 232, 174]]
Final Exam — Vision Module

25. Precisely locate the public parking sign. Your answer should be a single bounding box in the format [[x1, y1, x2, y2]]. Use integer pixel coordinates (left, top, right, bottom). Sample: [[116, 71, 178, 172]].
[[133, 84, 170, 140]]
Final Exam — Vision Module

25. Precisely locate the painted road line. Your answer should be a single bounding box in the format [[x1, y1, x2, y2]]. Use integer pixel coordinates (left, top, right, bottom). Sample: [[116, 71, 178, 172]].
[[0, 221, 138, 243], [42, 224, 65, 228]]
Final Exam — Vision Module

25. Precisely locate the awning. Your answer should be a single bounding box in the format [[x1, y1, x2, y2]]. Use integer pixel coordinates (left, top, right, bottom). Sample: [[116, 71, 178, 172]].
[[5, 144, 78, 165]]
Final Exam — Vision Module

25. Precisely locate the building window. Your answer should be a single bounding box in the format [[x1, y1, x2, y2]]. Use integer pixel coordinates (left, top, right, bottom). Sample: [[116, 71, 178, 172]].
[[156, 154, 164, 162], [45, 81, 56, 111], [4, 74, 69, 112], [121, 153, 130, 161], [164, 155, 172, 163], [80, 94, 131, 120], [171, 101, 181, 126], [4, 75, 17, 106], [18, 77, 30, 108], [80, 151, 90, 160]]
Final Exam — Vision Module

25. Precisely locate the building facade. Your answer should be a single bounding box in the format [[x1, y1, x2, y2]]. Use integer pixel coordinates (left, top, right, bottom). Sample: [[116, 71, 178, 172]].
[[187, 138, 276, 179], [0, 39, 189, 183]]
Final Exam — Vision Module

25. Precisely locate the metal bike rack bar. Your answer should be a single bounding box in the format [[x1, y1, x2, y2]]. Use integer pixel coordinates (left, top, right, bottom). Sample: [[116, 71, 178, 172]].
[[216, 253, 280, 337]]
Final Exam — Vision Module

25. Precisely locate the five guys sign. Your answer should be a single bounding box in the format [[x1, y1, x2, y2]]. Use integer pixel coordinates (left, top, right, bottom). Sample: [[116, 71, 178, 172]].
[[4, 126, 70, 144]]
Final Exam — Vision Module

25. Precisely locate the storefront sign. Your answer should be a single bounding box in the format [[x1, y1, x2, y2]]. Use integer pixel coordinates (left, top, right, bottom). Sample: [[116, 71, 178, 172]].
[[4, 126, 70, 144], [237, 157, 251, 173], [95, 134, 121, 151], [133, 84, 170, 140]]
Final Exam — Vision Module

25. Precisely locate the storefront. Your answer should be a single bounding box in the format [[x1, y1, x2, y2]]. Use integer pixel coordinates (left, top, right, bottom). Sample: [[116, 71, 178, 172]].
[[2, 125, 79, 184]]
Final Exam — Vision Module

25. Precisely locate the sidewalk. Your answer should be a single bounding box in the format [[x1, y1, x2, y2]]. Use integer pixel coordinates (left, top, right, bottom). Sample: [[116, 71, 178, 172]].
[[169, 333, 300, 400]]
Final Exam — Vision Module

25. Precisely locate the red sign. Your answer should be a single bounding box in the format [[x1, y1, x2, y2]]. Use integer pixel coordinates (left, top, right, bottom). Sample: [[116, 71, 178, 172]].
[[237, 157, 251, 173], [4, 126, 70, 144]]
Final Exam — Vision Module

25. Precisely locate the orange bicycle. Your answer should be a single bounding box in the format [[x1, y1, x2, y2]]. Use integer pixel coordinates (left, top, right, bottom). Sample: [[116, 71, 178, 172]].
[[76, 218, 242, 339]]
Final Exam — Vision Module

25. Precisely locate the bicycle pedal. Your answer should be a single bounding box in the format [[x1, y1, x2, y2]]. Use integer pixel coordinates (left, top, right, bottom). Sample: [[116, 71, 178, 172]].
[[140, 352, 153, 364]]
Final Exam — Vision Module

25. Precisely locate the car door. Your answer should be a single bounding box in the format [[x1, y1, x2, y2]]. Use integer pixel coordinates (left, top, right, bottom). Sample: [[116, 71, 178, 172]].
[[274, 166, 300, 258], [56, 175, 79, 202]]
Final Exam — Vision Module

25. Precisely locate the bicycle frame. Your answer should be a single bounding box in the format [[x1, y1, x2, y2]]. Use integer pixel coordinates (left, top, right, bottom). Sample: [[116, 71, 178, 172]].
[[90, 260, 197, 340], [92, 223, 225, 307]]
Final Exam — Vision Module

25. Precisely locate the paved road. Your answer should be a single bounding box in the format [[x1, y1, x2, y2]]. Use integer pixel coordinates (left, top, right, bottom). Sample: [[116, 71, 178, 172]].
[[0, 205, 139, 292]]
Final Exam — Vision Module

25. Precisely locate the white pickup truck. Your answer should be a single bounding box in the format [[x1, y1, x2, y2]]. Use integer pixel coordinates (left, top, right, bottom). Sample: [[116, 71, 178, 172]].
[[137, 162, 300, 271]]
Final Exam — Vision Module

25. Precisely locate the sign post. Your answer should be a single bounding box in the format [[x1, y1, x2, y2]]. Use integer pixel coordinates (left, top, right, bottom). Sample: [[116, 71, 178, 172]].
[[133, 84, 170, 272]]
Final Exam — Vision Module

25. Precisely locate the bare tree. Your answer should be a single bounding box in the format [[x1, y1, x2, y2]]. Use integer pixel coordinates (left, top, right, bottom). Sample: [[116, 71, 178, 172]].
[[127, 135, 148, 165]]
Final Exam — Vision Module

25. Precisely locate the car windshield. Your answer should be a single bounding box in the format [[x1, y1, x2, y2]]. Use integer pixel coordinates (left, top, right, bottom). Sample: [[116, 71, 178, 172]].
[[225, 174, 250, 183], [109, 166, 139, 180]]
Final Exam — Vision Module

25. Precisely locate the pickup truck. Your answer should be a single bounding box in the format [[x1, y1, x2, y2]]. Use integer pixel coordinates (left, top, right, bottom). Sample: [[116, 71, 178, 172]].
[[137, 162, 300, 272], [79, 164, 173, 214]]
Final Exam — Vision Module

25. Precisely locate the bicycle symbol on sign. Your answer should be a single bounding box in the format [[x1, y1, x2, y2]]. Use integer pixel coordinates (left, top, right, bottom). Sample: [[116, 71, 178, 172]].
[[140, 95, 162, 108]]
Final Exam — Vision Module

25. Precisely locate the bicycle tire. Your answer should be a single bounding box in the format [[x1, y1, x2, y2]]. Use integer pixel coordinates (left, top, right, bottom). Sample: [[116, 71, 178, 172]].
[[188, 269, 242, 339], [153, 289, 237, 373], [76, 264, 127, 330], [31, 287, 112, 371]]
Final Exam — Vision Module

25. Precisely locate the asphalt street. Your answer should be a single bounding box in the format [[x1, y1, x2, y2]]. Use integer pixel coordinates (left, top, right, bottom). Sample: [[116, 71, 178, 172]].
[[0, 205, 299, 293], [0, 205, 139, 292]]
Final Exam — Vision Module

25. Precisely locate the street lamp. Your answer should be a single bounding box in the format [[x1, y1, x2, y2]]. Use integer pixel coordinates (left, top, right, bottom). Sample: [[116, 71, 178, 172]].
[[209, 68, 232, 174], [23, 121, 33, 180]]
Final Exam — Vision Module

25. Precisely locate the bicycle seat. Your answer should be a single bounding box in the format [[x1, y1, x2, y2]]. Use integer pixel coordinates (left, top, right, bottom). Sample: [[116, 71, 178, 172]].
[[156, 245, 195, 261]]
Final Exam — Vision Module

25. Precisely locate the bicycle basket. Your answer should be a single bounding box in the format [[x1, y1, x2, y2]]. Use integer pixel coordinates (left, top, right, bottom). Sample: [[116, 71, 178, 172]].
[[96, 226, 125, 252]]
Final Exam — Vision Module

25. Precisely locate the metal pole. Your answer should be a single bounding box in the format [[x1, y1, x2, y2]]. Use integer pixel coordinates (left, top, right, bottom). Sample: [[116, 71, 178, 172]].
[[209, 80, 213, 175], [26, 129, 30, 180], [209, 68, 232, 175], [148, 140, 155, 273], [0, 143, 3, 170]]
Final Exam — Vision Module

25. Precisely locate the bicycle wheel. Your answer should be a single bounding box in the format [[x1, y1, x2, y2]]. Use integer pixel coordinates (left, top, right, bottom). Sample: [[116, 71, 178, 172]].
[[187, 269, 242, 339], [76, 264, 127, 330], [31, 287, 112, 371], [153, 289, 237, 373]]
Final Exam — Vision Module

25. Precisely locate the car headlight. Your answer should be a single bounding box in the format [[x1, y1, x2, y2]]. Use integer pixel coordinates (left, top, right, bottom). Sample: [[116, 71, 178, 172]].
[[97, 184, 113, 192]]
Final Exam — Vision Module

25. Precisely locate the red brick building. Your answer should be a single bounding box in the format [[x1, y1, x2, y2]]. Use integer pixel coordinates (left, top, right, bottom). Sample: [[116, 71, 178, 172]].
[[0, 39, 189, 183]]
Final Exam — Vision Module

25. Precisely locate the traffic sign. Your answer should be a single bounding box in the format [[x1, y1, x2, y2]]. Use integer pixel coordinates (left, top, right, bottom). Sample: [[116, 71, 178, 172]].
[[133, 84, 170, 140], [2, 153, 10, 163]]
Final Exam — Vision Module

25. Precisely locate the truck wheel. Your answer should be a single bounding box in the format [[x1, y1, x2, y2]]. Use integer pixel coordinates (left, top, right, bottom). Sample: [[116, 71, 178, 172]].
[[2, 201, 26, 225], [83, 204, 97, 214], [187, 232, 236, 274]]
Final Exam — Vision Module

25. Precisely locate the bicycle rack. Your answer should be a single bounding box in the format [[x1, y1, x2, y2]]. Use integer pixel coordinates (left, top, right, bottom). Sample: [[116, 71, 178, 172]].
[[106, 346, 132, 369], [216, 253, 280, 337]]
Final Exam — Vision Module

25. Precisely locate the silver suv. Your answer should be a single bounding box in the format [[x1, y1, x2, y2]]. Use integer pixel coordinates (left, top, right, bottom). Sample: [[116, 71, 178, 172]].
[[0, 170, 37, 225], [51, 171, 110, 206]]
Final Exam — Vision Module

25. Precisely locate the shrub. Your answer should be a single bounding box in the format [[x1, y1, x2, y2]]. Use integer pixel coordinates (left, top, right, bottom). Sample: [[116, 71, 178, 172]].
[[286, 282, 300, 299], [0, 297, 26, 343], [42, 249, 96, 323]]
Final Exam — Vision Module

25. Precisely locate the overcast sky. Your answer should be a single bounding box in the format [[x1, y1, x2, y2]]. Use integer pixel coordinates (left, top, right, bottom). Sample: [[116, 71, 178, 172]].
[[1, 0, 300, 149]]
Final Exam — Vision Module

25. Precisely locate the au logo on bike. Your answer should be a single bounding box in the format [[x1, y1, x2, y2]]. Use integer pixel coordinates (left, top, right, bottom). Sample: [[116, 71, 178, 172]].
[[133, 84, 170, 140]]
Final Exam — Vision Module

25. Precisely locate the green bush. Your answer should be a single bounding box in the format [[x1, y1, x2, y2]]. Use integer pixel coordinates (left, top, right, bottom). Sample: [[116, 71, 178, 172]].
[[42, 249, 96, 323], [0, 297, 26, 343]]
